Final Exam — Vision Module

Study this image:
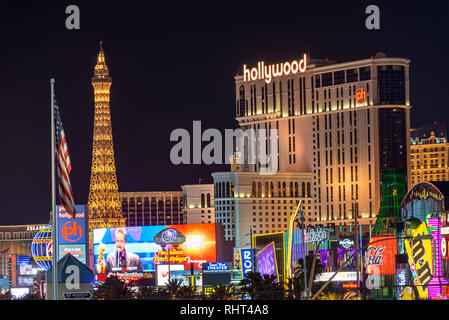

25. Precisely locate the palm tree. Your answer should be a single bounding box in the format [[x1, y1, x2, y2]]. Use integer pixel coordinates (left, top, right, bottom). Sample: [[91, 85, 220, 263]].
[[239, 272, 283, 300], [209, 284, 235, 300], [94, 274, 133, 300], [295, 253, 325, 294], [165, 278, 183, 298]]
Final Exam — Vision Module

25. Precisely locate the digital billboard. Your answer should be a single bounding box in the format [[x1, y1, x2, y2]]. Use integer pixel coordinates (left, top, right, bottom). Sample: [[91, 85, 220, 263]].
[[365, 237, 397, 275], [256, 242, 278, 283], [93, 224, 218, 282]]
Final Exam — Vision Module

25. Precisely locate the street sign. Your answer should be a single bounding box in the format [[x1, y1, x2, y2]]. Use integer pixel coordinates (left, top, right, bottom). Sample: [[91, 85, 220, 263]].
[[63, 292, 92, 300]]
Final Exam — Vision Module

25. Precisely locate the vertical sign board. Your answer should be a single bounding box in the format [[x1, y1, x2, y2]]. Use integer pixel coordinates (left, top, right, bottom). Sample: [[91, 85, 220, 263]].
[[256, 242, 278, 283], [404, 222, 433, 300], [240, 248, 253, 279], [57, 205, 87, 263]]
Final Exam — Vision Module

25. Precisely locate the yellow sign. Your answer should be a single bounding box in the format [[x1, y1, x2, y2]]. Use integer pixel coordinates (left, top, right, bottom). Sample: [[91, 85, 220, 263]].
[[404, 222, 433, 299]]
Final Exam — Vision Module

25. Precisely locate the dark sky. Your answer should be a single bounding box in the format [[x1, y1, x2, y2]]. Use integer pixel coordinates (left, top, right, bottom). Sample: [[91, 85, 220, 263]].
[[0, 1, 448, 225]]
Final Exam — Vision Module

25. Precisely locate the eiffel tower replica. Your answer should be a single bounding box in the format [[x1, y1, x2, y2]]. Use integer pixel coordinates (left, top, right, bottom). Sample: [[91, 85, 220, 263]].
[[87, 42, 126, 268]]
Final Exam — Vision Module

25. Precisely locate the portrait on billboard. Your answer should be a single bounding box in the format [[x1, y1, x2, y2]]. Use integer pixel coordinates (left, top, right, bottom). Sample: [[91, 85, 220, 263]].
[[105, 228, 143, 274]]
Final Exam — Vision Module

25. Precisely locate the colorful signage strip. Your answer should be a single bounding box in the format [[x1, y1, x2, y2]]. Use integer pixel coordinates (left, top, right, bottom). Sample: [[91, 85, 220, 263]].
[[240, 248, 253, 279]]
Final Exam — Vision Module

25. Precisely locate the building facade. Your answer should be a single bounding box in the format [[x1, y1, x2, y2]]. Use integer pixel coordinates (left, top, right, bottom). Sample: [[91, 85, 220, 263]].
[[233, 52, 411, 233], [120, 191, 184, 226], [181, 184, 214, 224], [0, 224, 47, 277], [212, 171, 312, 247], [410, 123, 449, 185]]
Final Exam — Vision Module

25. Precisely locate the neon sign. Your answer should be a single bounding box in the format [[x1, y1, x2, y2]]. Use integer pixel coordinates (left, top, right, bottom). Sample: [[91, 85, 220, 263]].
[[203, 262, 230, 271], [355, 88, 367, 104], [240, 248, 253, 279], [305, 228, 327, 243], [243, 54, 307, 84]]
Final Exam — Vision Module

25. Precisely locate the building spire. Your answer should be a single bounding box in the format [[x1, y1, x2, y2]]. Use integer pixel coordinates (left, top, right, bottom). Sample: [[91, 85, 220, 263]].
[[93, 41, 109, 79]]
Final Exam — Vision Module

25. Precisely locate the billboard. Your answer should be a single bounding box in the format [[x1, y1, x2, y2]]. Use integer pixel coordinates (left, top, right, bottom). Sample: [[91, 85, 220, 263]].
[[156, 264, 184, 286], [93, 224, 218, 281], [57, 205, 87, 263], [256, 242, 278, 283], [404, 221, 433, 300], [365, 237, 397, 275]]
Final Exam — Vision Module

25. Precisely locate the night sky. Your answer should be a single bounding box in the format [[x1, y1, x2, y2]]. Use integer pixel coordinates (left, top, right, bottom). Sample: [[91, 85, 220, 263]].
[[0, 1, 448, 225]]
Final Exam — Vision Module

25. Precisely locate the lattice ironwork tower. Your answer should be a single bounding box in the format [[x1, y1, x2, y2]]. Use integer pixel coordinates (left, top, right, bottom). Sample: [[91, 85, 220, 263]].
[[87, 42, 126, 268]]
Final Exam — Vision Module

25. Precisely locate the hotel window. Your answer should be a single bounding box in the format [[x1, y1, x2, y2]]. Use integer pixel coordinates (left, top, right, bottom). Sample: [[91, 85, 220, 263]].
[[322, 72, 333, 87], [359, 66, 371, 81], [346, 68, 358, 83]]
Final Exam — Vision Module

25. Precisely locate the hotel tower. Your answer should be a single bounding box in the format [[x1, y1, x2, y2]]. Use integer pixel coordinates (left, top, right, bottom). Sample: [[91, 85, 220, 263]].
[[214, 52, 411, 247]]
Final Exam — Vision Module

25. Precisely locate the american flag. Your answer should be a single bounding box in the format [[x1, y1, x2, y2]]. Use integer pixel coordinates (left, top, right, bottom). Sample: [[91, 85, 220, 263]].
[[54, 100, 76, 218]]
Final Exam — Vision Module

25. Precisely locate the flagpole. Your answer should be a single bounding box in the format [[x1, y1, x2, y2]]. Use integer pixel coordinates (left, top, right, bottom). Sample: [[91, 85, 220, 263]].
[[50, 78, 58, 300]]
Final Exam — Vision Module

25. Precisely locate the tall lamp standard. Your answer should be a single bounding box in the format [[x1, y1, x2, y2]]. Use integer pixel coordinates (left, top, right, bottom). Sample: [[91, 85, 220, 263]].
[[300, 209, 308, 299]]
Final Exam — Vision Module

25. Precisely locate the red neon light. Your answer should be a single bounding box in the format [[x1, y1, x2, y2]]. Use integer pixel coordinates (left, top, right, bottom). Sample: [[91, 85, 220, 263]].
[[355, 88, 367, 104], [342, 282, 357, 289]]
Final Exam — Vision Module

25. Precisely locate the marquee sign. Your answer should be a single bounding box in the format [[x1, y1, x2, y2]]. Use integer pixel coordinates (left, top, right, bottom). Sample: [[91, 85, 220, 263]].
[[243, 54, 307, 84]]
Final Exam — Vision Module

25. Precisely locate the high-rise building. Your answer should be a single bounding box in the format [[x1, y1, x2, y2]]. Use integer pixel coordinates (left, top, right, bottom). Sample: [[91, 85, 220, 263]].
[[87, 43, 126, 268], [231, 52, 411, 236], [120, 191, 184, 226], [212, 171, 312, 247], [410, 123, 449, 185], [181, 184, 214, 224]]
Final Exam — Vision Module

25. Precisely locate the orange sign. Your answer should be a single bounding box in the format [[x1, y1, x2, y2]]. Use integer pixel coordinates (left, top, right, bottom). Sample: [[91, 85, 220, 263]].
[[365, 237, 397, 275], [355, 88, 367, 104]]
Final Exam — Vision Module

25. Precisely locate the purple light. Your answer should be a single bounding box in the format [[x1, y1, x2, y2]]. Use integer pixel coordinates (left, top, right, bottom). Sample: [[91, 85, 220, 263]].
[[427, 216, 448, 299]]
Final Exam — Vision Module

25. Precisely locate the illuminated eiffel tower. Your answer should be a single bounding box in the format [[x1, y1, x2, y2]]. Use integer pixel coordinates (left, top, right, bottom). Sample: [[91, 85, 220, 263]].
[[87, 42, 126, 268]]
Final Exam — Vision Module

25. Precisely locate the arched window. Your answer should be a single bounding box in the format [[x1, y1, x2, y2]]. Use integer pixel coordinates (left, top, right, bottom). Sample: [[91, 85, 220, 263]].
[[278, 181, 281, 197], [270, 181, 274, 197], [302, 182, 306, 197], [290, 182, 294, 197], [265, 181, 268, 197], [282, 182, 286, 197], [252, 181, 256, 197], [307, 182, 311, 198], [238, 85, 247, 117], [206, 193, 211, 207], [258, 182, 262, 197], [295, 182, 299, 197], [226, 182, 230, 198], [201, 193, 205, 208]]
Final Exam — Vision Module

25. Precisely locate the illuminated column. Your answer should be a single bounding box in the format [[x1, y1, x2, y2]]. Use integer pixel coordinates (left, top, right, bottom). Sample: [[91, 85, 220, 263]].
[[87, 42, 126, 269]]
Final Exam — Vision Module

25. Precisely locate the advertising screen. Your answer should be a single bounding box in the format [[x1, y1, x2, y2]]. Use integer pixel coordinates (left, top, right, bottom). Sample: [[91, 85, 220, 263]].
[[365, 237, 397, 275], [93, 224, 217, 281], [59, 244, 86, 264], [256, 242, 278, 283]]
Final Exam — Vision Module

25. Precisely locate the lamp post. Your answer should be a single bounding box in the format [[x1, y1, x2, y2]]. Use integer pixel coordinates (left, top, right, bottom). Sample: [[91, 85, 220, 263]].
[[300, 210, 308, 299]]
